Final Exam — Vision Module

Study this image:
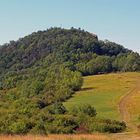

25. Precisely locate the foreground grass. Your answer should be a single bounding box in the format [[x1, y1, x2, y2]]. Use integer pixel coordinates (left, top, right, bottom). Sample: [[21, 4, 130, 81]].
[[0, 134, 109, 140], [64, 72, 140, 120]]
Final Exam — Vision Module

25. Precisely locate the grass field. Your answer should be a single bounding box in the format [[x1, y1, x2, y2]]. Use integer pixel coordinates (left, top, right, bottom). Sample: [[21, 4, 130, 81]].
[[0, 134, 109, 140], [64, 72, 140, 120], [127, 86, 140, 125]]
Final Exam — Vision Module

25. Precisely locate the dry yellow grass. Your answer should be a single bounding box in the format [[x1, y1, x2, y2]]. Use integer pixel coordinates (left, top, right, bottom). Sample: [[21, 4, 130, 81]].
[[127, 90, 140, 125], [0, 134, 110, 140]]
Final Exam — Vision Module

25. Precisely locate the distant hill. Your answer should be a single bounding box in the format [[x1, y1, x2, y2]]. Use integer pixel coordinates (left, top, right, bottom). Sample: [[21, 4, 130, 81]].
[[0, 27, 139, 134], [0, 28, 139, 77]]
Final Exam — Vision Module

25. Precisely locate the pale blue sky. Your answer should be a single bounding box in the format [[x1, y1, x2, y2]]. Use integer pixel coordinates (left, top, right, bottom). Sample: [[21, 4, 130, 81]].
[[0, 0, 140, 53]]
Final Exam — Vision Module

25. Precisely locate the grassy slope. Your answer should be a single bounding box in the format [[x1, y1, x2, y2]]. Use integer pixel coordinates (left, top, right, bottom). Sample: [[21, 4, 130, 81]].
[[127, 84, 140, 125], [64, 72, 140, 120]]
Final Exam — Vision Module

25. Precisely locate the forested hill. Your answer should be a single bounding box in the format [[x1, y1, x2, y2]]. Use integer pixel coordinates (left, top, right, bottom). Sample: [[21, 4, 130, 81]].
[[0, 27, 140, 78], [0, 27, 139, 134]]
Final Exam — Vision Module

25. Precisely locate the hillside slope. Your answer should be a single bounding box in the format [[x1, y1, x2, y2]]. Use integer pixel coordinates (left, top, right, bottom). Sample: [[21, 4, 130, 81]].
[[0, 28, 140, 134], [64, 72, 140, 121], [64, 72, 140, 139]]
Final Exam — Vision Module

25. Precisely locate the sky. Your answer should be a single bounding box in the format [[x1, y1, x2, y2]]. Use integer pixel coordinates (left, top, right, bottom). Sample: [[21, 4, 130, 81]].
[[0, 0, 140, 53]]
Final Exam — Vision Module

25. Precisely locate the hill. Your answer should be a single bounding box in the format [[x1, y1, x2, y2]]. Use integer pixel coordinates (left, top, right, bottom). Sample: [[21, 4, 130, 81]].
[[0, 28, 140, 134], [0, 27, 140, 77]]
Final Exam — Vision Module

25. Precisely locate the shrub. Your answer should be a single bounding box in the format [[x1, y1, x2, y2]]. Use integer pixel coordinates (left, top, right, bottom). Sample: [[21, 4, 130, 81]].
[[8, 121, 29, 134], [88, 119, 126, 133], [48, 102, 67, 114], [45, 115, 78, 134], [75, 124, 89, 134], [30, 121, 46, 135], [71, 104, 97, 117]]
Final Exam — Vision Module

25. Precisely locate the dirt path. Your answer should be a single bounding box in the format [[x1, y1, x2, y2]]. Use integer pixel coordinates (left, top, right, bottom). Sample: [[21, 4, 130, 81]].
[[110, 80, 140, 140], [119, 80, 140, 131]]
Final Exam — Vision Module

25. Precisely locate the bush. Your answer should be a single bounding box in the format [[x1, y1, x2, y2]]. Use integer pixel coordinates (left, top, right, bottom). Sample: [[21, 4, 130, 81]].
[[75, 124, 89, 134], [71, 104, 97, 117], [8, 121, 29, 134], [45, 115, 78, 134], [88, 118, 126, 133], [48, 102, 67, 114], [30, 121, 46, 135]]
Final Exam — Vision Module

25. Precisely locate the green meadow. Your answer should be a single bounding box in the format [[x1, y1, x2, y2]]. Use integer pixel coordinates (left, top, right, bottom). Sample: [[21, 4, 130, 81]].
[[64, 72, 140, 120]]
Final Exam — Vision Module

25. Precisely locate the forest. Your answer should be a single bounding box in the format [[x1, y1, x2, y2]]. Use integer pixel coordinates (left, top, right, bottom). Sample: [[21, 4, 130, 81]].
[[0, 27, 140, 134]]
